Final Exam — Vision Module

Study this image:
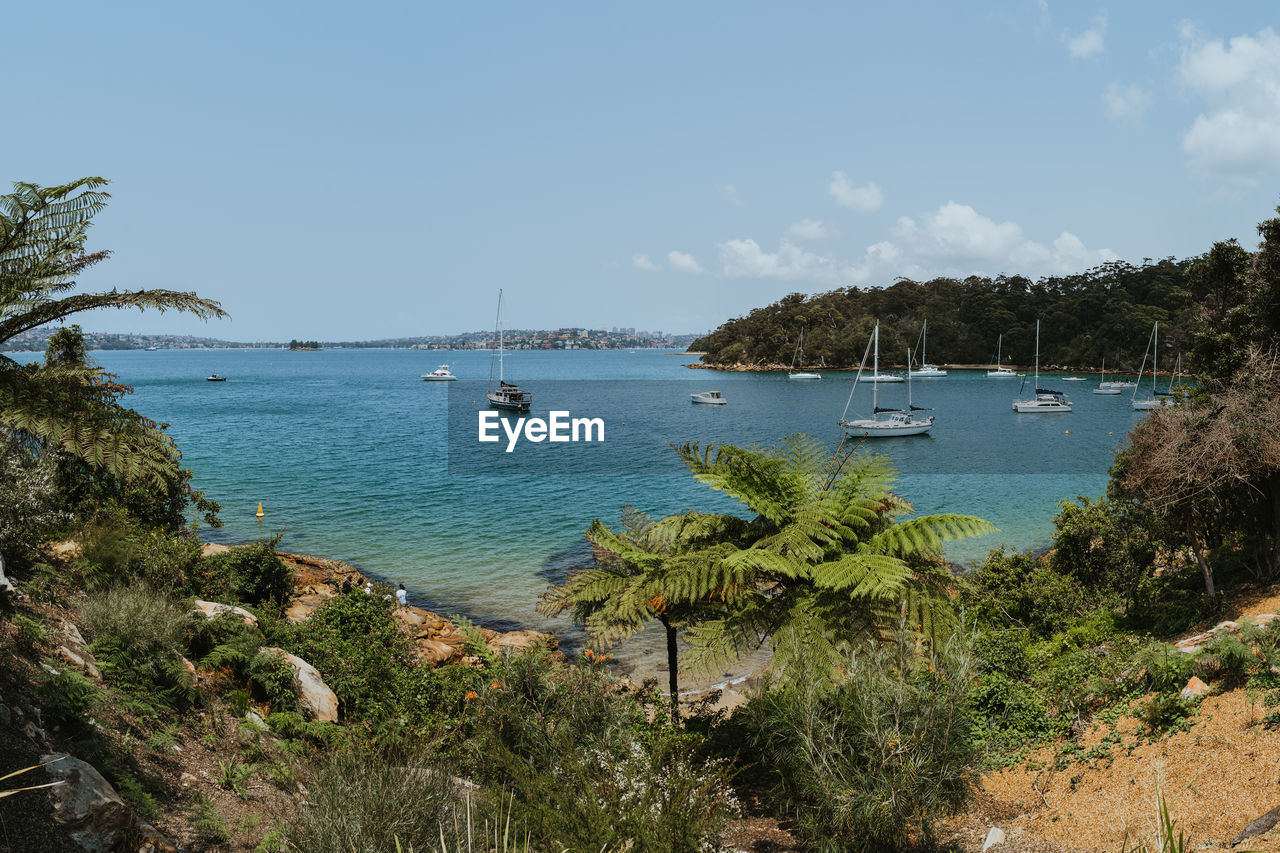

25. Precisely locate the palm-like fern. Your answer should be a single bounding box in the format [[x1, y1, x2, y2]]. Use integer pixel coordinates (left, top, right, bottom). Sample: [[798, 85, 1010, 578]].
[[672, 434, 995, 684], [0, 178, 226, 484]]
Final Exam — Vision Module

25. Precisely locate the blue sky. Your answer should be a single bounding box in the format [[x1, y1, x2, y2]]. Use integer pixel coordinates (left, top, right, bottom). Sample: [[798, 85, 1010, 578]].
[[6, 1, 1280, 340]]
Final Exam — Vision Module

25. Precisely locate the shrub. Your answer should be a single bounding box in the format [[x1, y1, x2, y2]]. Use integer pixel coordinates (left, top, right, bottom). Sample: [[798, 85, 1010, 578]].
[[290, 592, 413, 719], [131, 530, 203, 592], [0, 435, 68, 571], [967, 672, 1056, 764], [82, 582, 195, 701], [287, 747, 458, 852], [247, 649, 299, 712], [738, 627, 976, 852], [472, 650, 737, 851], [195, 541, 292, 605], [967, 547, 1089, 636], [11, 614, 45, 654]]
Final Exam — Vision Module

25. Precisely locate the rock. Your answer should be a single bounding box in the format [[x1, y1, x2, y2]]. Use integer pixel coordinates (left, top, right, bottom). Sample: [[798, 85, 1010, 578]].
[[41, 753, 132, 853], [416, 639, 462, 667], [1180, 675, 1211, 699], [57, 645, 101, 679], [1232, 803, 1280, 847], [0, 554, 12, 595], [260, 647, 338, 722], [132, 820, 179, 853], [1215, 620, 1239, 633], [200, 542, 230, 557], [41, 663, 61, 677], [1250, 613, 1278, 627], [191, 599, 258, 626], [0, 703, 10, 726], [284, 593, 326, 623], [63, 622, 88, 648], [50, 540, 81, 558], [179, 772, 197, 787], [982, 827, 1006, 852], [486, 630, 557, 655], [244, 710, 267, 729], [1175, 632, 1214, 650]]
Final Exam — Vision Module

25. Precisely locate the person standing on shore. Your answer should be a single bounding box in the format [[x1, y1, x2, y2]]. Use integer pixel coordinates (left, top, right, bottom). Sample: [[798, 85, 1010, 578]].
[[396, 584, 407, 606]]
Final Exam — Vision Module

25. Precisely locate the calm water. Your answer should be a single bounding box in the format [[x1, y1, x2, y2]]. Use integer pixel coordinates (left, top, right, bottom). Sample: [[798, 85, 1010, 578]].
[[18, 348, 1148, 652]]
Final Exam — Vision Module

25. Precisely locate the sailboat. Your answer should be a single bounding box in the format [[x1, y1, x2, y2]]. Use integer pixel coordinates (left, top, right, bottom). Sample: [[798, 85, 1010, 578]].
[[486, 289, 532, 412], [1092, 357, 1121, 395], [909, 320, 947, 377], [1012, 320, 1072, 413], [1132, 322, 1172, 410], [788, 327, 821, 380], [987, 334, 1017, 378], [839, 324, 934, 437]]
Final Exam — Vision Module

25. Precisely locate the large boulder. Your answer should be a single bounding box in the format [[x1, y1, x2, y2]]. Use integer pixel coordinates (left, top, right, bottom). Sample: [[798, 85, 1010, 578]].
[[416, 638, 463, 667], [41, 754, 131, 853], [191, 599, 258, 627], [486, 630, 557, 655], [260, 647, 338, 722]]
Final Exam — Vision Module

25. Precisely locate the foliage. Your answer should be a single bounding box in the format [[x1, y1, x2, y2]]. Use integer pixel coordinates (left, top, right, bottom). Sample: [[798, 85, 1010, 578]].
[[0, 434, 68, 570], [290, 591, 414, 719], [287, 747, 459, 853], [216, 757, 256, 798], [737, 620, 977, 851], [196, 540, 293, 605], [470, 649, 737, 851], [11, 614, 45, 653], [965, 547, 1089, 635], [0, 177, 225, 487], [247, 648, 299, 712], [191, 792, 232, 843], [82, 582, 195, 702]]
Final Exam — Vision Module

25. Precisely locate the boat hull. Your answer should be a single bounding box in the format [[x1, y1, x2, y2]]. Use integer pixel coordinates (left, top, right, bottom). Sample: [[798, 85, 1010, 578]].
[[840, 418, 933, 437], [910, 369, 947, 378], [788, 372, 821, 380], [1092, 388, 1122, 395], [1012, 401, 1072, 413], [488, 392, 530, 412], [865, 374, 904, 383], [986, 371, 1018, 378], [422, 375, 457, 381]]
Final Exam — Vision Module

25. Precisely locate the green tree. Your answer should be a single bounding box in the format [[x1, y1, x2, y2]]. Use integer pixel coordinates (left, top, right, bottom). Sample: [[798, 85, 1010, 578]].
[[0, 178, 225, 485]]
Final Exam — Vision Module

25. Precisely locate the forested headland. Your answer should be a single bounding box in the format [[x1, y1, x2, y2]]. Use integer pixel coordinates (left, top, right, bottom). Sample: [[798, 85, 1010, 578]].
[[689, 239, 1259, 371]]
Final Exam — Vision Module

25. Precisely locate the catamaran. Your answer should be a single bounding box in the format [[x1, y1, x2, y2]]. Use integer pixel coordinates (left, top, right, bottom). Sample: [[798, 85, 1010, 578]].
[[1132, 322, 1172, 411], [987, 334, 1017, 378], [487, 289, 532, 412], [788, 327, 821, 380], [909, 319, 946, 377], [1012, 320, 1072, 413], [839, 324, 934, 437]]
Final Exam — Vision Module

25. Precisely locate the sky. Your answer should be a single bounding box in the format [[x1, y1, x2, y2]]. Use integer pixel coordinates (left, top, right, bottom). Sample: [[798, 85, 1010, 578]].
[[6, 1, 1280, 341]]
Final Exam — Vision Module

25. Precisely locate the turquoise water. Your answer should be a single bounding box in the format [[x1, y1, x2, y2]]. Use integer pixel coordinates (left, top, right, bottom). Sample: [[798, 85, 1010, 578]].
[[18, 349, 1144, 640]]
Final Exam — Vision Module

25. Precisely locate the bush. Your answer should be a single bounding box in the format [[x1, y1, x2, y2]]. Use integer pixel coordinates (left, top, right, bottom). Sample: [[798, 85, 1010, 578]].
[[967, 547, 1090, 636], [967, 672, 1056, 764], [195, 541, 292, 605], [736, 627, 975, 852], [0, 435, 68, 571], [287, 747, 458, 852], [82, 582, 195, 702], [472, 650, 737, 851], [247, 649, 299, 712], [290, 592, 413, 719]]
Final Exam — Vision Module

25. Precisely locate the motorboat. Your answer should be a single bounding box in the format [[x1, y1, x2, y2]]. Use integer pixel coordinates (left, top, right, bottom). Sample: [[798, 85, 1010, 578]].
[[691, 390, 727, 405], [422, 364, 458, 381], [206, 373, 227, 382], [1013, 321, 1072, 413], [838, 324, 933, 437]]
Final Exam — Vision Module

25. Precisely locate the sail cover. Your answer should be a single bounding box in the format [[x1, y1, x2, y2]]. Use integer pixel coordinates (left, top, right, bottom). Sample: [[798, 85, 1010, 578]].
[[873, 406, 903, 414]]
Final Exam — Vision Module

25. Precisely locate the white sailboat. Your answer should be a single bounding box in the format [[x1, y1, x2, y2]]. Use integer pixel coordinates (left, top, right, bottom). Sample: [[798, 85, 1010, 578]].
[[839, 324, 934, 437], [788, 327, 821, 380], [987, 334, 1017, 378], [1013, 320, 1072, 413], [486, 289, 532, 412], [909, 319, 947, 377], [1092, 357, 1121, 395], [1132, 322, 1171, 410]]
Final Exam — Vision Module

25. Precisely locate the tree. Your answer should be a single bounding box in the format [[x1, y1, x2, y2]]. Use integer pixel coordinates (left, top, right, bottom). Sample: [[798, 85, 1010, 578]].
[[0, 178, 225, 485], [539, 506, 746, 722]]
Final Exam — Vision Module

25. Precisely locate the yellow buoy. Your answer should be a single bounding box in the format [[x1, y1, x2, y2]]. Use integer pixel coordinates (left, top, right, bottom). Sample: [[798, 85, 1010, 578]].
[[256, 502, 264, 519]]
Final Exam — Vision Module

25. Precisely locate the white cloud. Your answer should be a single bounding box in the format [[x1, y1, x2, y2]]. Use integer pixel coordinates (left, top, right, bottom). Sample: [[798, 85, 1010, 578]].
[[667, 250, 704, 274], [786, 219, 829, 240], [1063, 15, 1106, 59], [1179, 27, 1280, 177], [828, 172, 883, 212], [714, 202, 1115, 287], [724, 184, 743, 207], [1102, 81, 1151, 123], [632, 253, 661, 272]]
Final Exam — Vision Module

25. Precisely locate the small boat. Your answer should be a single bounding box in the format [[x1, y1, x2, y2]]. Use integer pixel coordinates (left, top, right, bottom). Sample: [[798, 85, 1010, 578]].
[[987, 334, 1017, 378], [206, 373, 227, 382], [691, 390, 726, 405], [1132, 323, 1175, 410], [1062, 377, 1086, 382], [1093, 358, 1122, 395], [1013, 321, 1072, 413], [909, 320, 947, 377], [839, 325, 934, 437], [788, 326, 821, 380], [422, 364, 458, 381], [487, 289, 531, 412]]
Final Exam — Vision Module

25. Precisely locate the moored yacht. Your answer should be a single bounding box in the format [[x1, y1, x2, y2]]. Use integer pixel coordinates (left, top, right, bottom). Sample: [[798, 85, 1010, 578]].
[[1013, 321, 1072, 413], [987, 334, 1017, 378], [421, 364, 458, 381], [839, 325, 934, 437], [487, 289, 532, 412]]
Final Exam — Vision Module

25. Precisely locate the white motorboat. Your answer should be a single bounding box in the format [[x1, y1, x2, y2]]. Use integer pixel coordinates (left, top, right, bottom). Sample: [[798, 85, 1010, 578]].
[[788, 326, 821, 380], [909, 319, 947, 377], [1013, 321, 1072, 413], [1093, 358, 1122, 395], [839, 326, 934, 437], [421, 364, 457, 381], [691, 390, 727, 405], [487, 289, 532, 412], [987, 334, 1017, 378]]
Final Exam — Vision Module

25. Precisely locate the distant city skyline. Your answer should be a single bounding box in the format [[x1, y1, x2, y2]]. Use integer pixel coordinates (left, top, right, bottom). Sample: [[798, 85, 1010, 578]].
[[6, 2, 1280, 340]]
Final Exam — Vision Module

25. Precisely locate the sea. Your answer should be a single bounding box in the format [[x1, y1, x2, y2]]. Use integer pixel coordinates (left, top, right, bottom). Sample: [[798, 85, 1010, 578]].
[[14, 348, 1152, 682]]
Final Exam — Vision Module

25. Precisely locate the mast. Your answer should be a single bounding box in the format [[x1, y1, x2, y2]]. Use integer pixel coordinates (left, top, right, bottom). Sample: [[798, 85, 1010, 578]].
[[1152, 321, 1158, 395], [922, 320, 927, 366], [906, 348, 913, 410], [997, 334, 1002, 369], [872, 323, 880, 414], [1034, 320, 1040, 388]]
